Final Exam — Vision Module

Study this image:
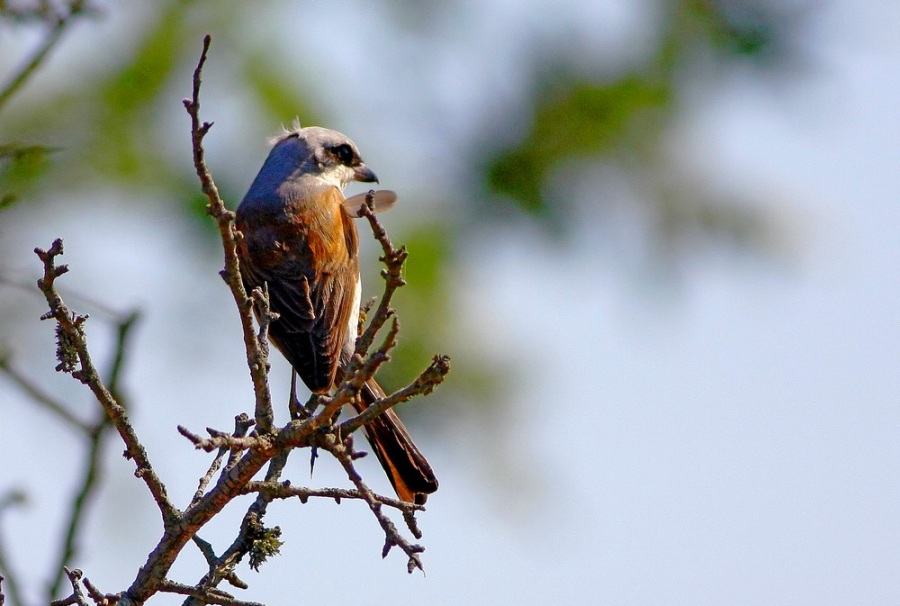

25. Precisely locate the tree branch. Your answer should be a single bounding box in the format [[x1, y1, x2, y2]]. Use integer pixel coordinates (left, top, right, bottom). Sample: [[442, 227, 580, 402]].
[[341, 354, 451, 435], [318, 433, 425, 574], [0, 492, 27, 606], [241, 481, 425, 513], [0, 352, 90, 433], [0, 0, 91, 113], [353, 195, 409, 358], [34, 240, 178, 528], [49, 568, 88, 606], [48, 310, 139, 600], [158, 580, 265, 606], [191, 414, 254, 507], [180, 452, 288, 606], [181, 34, 274, 435]]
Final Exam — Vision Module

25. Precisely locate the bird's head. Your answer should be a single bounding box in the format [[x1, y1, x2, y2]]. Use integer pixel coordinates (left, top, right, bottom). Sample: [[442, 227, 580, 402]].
[[271, 125, 378, 190]]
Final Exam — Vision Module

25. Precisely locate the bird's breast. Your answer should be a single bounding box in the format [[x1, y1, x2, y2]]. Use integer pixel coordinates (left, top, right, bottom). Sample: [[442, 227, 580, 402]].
[[237, 191, 357, 275]]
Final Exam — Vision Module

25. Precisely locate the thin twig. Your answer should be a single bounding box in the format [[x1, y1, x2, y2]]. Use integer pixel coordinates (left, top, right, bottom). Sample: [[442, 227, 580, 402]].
[[341, 354, 451, 435], [0, 492, 26, 606], [241, 481, 425, 512], [158, 580, 265, 606], [182, 34, 274, 435], [81, 575, 117, 606], [191, 535, 218, 571], [353, 196, 409, 358], [0, 0, 90, 113], [0, 353, 90, 433], [125, 445, 272, 604], [191, 414, 254, 506], [181, 450, 293, 605], [177, 425, 267, 453], [313, 317, 402, 433], [48, 311, 139, 600], [34, 240, 178, 527], [49, 568, 88, 606], [319, 433, 425, 574], [47, 424, 108, 600]]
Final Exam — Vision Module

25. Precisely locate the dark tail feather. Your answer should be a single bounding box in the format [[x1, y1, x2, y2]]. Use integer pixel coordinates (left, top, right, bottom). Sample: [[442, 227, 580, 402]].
[[353, 379, 438, 504]]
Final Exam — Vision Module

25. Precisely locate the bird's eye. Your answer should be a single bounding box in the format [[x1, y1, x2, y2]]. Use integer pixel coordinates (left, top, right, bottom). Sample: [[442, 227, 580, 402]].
[[332, 144, 355, 165]]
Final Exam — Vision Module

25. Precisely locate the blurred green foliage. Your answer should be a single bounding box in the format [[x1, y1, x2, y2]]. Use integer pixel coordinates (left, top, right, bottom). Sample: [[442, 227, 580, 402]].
[[687, 0, 781, 58], [0, 143, 55, 210], [487, 77, 671, 215], [241, 52, 322, 128], [377, 223, 452, 393], [94, 4, 187, 180], [483, 0, 792, 250]]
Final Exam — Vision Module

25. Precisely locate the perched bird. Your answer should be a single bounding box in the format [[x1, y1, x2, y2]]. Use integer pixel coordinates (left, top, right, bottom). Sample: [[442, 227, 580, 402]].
[[235, 125, 438, 504]]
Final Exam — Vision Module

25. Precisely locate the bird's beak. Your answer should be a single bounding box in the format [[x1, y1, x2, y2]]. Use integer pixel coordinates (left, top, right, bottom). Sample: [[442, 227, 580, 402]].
[[353, 164, 379, 183]]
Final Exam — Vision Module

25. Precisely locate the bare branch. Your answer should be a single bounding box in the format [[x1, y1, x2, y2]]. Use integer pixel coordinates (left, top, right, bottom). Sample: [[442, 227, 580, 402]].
[[81, 575, 117, 606], [314, 316, 405, 432], [0, 1, 92, 113], [30, 238, 282, 604], [177, 425, 268, 453], [250, 286, 279, 350], [341, 354, 451, 435], [324, 317, 399, 422], [0, 351, 90, 433], [241, 481, 425, 513], [125, 446, 272, 603], [50, 568, 88, 606], [180, 448, 293, 605], [48, 310, 139, 600], [157, 580, 265, 606], [317, 433, 425, 574], [357, 296, 377, 335], [33, 240, 178, 527], [181, 34, 274, 435], [248, 287, 277, 432], [191, 414, 254, 507], [0, 492, 26, 606], [353, 194, 409, 358]]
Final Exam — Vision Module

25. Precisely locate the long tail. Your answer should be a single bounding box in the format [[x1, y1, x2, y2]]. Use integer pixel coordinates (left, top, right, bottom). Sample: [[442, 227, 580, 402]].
[[352, 378, 438, 504]]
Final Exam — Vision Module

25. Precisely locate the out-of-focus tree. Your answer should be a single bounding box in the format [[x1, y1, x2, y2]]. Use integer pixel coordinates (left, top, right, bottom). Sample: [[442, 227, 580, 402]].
[[480, 0, 800, 249]]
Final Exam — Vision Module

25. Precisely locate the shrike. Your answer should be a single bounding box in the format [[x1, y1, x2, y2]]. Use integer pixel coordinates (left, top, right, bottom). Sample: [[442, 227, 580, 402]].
[[235, 126, 438, 504]]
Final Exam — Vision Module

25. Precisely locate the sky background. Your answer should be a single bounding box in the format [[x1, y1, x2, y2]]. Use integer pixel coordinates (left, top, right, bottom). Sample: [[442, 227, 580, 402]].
[[1, 1, 899, 604]]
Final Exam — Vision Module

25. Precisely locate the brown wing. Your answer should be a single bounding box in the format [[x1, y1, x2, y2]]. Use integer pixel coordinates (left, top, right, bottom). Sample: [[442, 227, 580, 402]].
[[237, 186, 360, 392]]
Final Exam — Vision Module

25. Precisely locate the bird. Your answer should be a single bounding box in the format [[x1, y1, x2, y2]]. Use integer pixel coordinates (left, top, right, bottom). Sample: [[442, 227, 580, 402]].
[[235, 125, 438, 504]]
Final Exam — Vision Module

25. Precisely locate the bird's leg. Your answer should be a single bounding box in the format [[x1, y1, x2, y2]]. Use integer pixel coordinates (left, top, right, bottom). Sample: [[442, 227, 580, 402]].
[[288, 370, 308, 419]]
